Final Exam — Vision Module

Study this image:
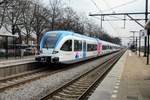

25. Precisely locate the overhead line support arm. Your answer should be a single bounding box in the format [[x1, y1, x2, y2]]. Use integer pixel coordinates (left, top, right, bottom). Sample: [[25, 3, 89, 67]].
[[126, 14, 144, 28]]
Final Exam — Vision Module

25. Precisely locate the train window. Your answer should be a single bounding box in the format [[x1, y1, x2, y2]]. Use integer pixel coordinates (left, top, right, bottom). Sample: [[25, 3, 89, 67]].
[[107, 45, 109, 49], [110, 46, 112, 49], [87, 44, 91, 51], [74, 40, 82, 51], [102, 45, 106, 50], [60, 40, 72, 51], [93, 44, 97, 51], [87, 44, 97, 51]]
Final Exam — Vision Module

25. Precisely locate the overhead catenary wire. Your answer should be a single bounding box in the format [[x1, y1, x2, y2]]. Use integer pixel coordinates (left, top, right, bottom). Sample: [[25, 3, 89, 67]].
[[89, 0, 119, 35], [102, 0, 138, 12], [107, 15, 123, 20], [90, 0, 103, 13], [102, 0, 126, 29], [102, 0, 123, 20], [102, 0, 115, 13]]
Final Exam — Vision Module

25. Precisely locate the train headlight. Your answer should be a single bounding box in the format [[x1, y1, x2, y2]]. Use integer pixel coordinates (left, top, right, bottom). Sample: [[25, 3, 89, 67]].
[[52, 50, 59, 54]]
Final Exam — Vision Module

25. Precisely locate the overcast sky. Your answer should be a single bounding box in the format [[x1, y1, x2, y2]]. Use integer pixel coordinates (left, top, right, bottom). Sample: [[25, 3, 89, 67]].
[[42, 0, 150, 45]]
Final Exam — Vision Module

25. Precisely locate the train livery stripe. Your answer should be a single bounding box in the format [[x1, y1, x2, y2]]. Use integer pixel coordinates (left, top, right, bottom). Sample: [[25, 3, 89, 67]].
[[54, 31, 72, 49]]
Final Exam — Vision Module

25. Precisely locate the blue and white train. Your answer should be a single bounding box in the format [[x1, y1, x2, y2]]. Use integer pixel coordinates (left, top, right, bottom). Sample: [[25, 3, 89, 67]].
[[35, 31, 120, 64]]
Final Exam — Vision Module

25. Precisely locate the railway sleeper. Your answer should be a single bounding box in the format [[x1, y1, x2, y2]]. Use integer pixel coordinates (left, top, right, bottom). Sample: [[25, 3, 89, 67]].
[[12, 79, 21, 83], [72, 81, 91, 85], [66, 85, 89, 91], [56, 92, 80, 98], [64, 87, 85, 92], [5, 81, 16, 84], [71, 83, 91, 87], [0, 83, 8, 87], [69, 84, 88, 89], [52, 95, 76, 100], [62, 89, 83, 93], [52, 95, 68, 100], [69, 86, 88, 91], [62, 89, 84, 95]]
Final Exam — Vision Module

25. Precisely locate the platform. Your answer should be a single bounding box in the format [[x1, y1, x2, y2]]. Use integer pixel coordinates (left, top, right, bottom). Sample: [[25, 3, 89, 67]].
[[0, 56, 37, 78], [0, 56, 35, 68], [88, 50, 150, 100]]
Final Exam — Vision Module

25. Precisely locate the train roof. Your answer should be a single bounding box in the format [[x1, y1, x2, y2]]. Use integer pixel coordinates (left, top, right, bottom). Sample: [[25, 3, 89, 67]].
[[44, 30, 96, 41], [44, 30, 120, 47]]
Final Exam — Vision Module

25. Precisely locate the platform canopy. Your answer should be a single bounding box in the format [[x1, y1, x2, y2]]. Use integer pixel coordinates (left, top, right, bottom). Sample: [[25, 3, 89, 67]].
[[0, 33, 18, 37], [0, 26, 18, 37]]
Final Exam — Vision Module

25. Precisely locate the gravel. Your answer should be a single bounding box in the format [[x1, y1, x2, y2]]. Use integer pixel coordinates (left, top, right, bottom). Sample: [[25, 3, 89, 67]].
[[0, 55, 112, 100]]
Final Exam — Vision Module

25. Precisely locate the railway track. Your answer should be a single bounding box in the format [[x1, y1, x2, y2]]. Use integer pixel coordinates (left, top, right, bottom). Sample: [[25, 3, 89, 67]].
[[0, 67, 57, 92], [41, 50, 125, 100], [0, 51, 123, 93]]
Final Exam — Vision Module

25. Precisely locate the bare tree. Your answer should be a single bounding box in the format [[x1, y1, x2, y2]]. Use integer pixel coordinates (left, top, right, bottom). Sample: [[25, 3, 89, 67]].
[[48, 0, 63, 30], [0, 0, 9, 29], [0, 0, 121, 49], [21, 0, 34, 45], [32, 3, 50, 51], [4, 0, 28, 44], [61, 7, 77, 30], [0, 0, 8, 5]]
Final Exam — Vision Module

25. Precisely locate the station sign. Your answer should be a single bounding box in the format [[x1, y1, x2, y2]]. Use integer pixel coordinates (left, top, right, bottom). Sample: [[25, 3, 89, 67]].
[[140, 29, 147, 37]]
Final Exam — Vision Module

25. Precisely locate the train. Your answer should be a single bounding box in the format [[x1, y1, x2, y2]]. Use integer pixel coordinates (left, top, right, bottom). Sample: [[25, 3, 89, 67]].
[[35, 31, 121, 64]]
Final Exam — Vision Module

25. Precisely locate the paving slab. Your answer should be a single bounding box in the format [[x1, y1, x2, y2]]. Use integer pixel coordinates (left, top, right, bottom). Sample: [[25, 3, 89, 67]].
[[89, 50, 150, 100], [112, 50, 150, 100], [88, 50, 127, 100], [0, 56, 35, 68]]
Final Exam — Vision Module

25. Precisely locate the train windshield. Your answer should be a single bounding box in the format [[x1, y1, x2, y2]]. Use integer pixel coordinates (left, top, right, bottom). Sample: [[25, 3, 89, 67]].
[[44, 33, 58, 48]]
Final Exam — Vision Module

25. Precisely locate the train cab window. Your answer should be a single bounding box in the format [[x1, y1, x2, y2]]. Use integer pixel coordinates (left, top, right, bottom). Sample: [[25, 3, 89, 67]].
[[44, 33, 58, 48], [74, 40, 82, 51], [60, 40, 72, 51]]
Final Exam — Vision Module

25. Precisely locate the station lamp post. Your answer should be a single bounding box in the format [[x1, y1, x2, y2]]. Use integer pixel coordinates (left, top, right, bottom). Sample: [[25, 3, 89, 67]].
[[145, 20, 150, 64], [139, 30, 146, 57], [139, 30, 142, 57], [130, 31, 139, 52], [130, 31, 135, 46]]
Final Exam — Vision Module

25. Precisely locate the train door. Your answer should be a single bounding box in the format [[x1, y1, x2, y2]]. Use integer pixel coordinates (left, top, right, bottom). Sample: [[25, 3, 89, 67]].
[[83, 41, 86, 58], [59, 39, 74, 63]]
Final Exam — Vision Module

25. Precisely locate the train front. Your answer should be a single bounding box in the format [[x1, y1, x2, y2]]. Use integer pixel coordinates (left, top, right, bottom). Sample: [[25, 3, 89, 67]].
[[35, 31, 60, 63]]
